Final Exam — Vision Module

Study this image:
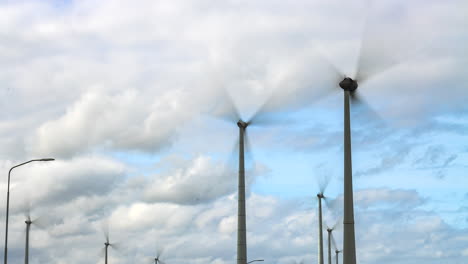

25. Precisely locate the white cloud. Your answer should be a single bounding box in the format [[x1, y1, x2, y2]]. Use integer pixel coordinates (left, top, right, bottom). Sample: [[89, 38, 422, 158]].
[[0, 0, 467, 264]]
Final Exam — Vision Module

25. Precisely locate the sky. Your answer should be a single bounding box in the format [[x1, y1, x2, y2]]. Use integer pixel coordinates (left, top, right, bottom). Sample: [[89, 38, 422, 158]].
[[0, 0, 467, 263]]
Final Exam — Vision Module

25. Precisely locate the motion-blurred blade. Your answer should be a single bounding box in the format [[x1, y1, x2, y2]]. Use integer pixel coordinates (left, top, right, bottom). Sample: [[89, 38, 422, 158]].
[[243, 129, 257, 177], [145, 257, 155, 264], [102, 222, 110, 244], [317, 174, 331, 195], [332, 218, 342, 231], [331, 232, 338, 251], [222, 140, 239, 185], [212, 88, 241, 123], [353, 2, 420, 85], [98, 247, 105, 259], [156, 247, 164, 259], [317, 53, 347, 86], [350, 90, 384, 124], [110, 242, 121, 251], [31, 215, 50, 229], [24, 205, 31, 222]]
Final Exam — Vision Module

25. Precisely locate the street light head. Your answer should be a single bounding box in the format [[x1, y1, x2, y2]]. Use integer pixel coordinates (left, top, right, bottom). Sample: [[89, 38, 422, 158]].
[[40, 158, 55, 161]]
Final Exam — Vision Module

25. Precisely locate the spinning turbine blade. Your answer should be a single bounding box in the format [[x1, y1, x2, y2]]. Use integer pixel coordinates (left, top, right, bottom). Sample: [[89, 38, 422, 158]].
[[331, 233, 338, 252], [213, 89, 242, 123], [317, 174, 331, 195], [350, 91, 385, 126]]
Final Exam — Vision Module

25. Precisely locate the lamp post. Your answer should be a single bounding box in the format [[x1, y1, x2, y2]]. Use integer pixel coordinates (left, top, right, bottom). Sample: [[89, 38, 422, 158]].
[[247, 260, 264, 264], [3, 158, 54, 264]]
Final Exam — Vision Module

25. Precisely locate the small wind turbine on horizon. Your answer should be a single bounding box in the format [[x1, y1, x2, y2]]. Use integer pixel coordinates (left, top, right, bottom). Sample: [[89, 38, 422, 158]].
[[316, 176, 331, 264], [149, 248, 166, 264], [101, 225, 119, 264], [335, 249, 342, 264], [23, 204, 47, 264]]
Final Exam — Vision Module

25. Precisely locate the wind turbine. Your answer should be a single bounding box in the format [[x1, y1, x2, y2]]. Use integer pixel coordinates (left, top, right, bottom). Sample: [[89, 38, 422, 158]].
[[326, 219, 341, 264], [316, 176, 330, 264], [102, 226, 119, 264], [335, 249, 342, 264], [318, 16, 415, 264], [214, 89, 272, 264], [23, 206, 46, 264], [152, 248, 165, 264]]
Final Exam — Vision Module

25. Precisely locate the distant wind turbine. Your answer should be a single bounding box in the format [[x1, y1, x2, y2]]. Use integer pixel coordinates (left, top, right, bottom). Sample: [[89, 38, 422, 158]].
[[23, 205, 47, 264], [101, 225, 119, 264], [316, 175, 330, 264]]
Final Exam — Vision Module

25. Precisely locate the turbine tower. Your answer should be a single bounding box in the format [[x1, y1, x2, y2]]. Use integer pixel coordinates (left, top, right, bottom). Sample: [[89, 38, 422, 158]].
[[317, 193, 325, 264], [102, 225, 118, 264], [320, 30, 406, 264], [237, 119, 248, 264], [335, 250, 342, 264], [24, 219, 31, 264], [214, 89, 273, 264], [340, 77, 357, 264], [327, 227, 335, 264]]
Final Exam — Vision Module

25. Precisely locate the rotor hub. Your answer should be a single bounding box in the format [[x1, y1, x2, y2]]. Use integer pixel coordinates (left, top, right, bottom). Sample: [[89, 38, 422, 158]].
[[105, 242, 110, 247], [339, 77, 358, 92], [237, 120, 249, 128], [327, 228, 333, 233], [25, 220, 32, 225], [317, 193, 325, 199]]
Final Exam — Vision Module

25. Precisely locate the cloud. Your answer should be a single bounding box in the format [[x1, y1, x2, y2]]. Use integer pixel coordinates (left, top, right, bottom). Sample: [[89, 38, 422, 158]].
[[31, 89, 195, 157], [143, 155, 268, 205], [0, 0, 467, 264]]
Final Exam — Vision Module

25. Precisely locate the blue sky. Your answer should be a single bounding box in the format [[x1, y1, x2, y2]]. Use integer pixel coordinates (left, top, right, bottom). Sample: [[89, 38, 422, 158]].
[[0, 0, 467, 263]]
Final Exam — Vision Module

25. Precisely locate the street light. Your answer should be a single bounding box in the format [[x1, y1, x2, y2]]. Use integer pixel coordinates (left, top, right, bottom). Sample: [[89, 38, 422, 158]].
[[247, 260, 264, 264], [3, 158, 54, 264]]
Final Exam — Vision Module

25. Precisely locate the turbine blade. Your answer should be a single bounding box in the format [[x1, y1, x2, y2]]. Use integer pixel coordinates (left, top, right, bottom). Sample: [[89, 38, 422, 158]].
[[331, 232, 338, 251], [156, 247, 164, 259], [353, 1, 425, 84], [332, 218, 342, 231], [317, 174, 331, 195], [223, 141, 240, 189], [31, 215, 50, 229], [22, 199, 32, 222], [101, 221, 110, 244], [323, 196, 331, 208], [98, 247, 105, 259], [316, 52, 346, 85], [145, 257, 155, 264], [211, 88, 241, 123], [350, 90, 385, 125], [110, 242, 121, 251], [243, 129, 257, 180]]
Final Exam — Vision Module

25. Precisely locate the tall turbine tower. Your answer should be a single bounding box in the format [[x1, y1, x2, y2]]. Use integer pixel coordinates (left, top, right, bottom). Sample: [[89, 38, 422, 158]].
[[317, 193, 325, 264], [326, 227, 335, 264], [237, 119, 248, 264], [320, 35, 407, 264], [215, 90, 272, 264]]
